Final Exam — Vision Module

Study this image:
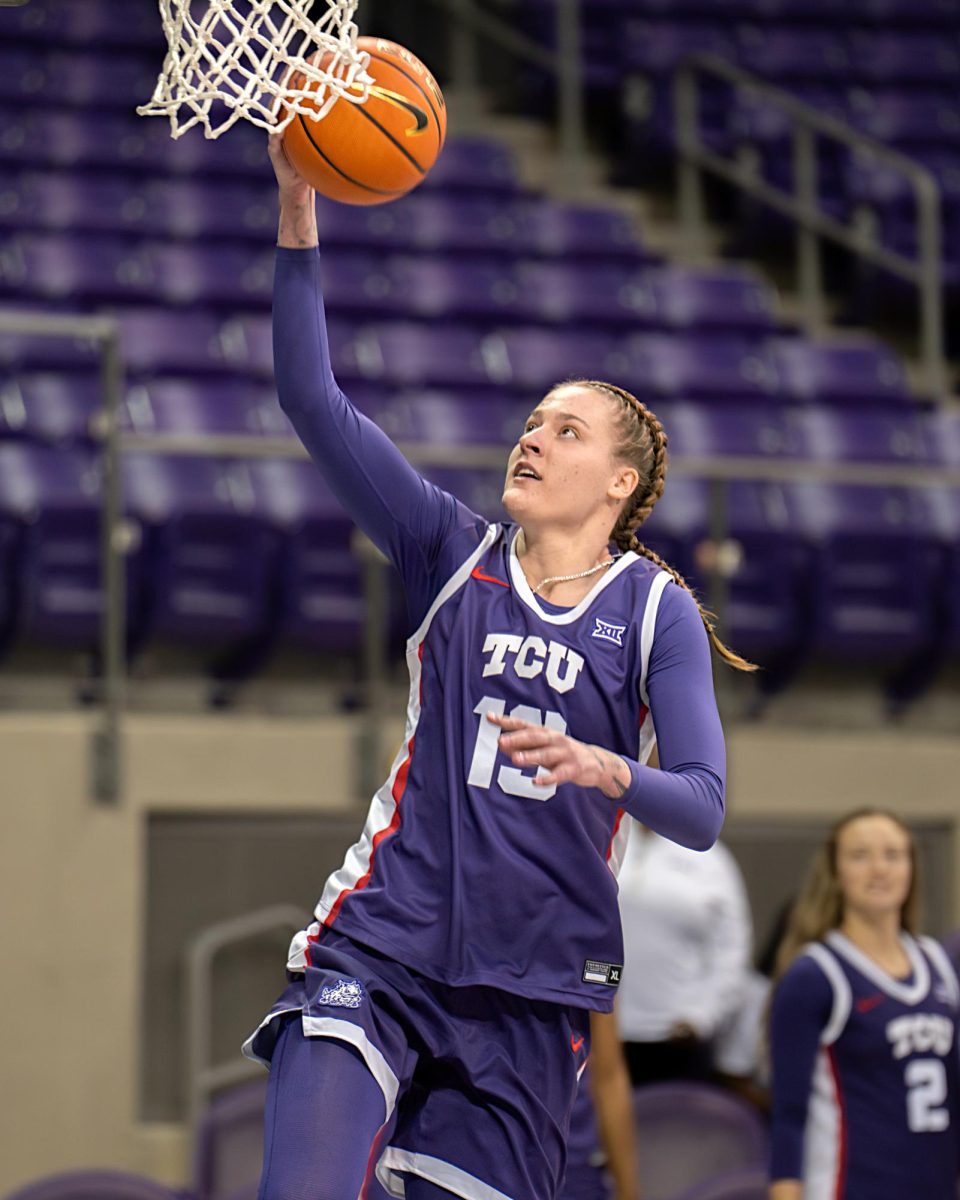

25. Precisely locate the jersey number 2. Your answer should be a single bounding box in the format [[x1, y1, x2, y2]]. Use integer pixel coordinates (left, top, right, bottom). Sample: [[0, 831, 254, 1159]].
[[905, 1059, 949, 1132], [468, 697, 567, 801]]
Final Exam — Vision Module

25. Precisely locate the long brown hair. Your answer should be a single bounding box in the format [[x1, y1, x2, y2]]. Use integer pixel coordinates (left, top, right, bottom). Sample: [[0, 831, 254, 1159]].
[[773, 808, 921, 983], [561, 378, 756, 673]]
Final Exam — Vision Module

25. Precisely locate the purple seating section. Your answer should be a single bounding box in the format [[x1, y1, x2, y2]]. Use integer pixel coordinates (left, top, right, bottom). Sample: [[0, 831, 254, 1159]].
[[514, 0, 960, 277], [0, 0, 956, 678]]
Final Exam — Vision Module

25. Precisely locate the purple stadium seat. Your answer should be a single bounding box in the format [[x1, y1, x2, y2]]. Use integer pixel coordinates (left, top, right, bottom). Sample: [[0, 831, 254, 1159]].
[[620, 20, 737, 76], [0, 441, 147, 648], [770, 337, 910, 407], [849, 32, 960, 85], [922, 410, 960, 467], [789, 407, 930, 464], [145, 244, 275, 310], [380, 257, 524, 323], [0, 172, 154, 239], [2, 1170, 185, 1200], [663, 401, 795, 459], [0, 234, 157, 305], [788, 482, 941, 661], [123, 453, 281, 648], [244, 458, 364, 652], [631, 1083, 768, 1200], [625, 336, 780, 403], [511, 261, 654, 327], [417, 137, 521, 195], [642, 267, 779, 333], [735, 28, 852, 82], [144, 179, 277, 241], [517, 201, 650, 262], [6, 0, 165, 49], [192, 1078, 267, 1200], [0, 304, 103, 374], [482, 328, 626, 393], [117, 311, 232, 378], [673, 1167, 768, 1200], [333, 324, 492, 391], [846, 94, 960, 150], [121, 379, 268, 438], [642, 473, 811, 662], [0, 47, 158, 110], [371, 390, 525, 449], [0, 373, 101, 443]]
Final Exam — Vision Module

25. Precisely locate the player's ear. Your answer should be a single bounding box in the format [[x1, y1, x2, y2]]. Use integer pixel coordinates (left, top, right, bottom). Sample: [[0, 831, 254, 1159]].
[[609, 464, 639, 502]]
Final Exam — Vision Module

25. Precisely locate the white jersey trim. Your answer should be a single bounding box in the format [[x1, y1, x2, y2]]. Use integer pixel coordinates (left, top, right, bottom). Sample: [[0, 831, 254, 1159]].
[[826, 930, 930, 1006], [240, 1006, 303, 1066], [315, 525, 501, 926], [638, 571, 671, 708], [300, 1014, 401, 1113], [919, 936, 960, 1009], [507, 528, 639, 625], [804, 943, 852, 1046], [378, 1147, 516, 1200], [803, 1047, 843, 1200]]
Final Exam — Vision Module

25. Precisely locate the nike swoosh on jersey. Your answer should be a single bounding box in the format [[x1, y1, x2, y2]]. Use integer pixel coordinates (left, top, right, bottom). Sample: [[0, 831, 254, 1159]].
[[856, 993, 886, 1013], [471, 566, 510, 588], [571, 1034, 585, 1053]]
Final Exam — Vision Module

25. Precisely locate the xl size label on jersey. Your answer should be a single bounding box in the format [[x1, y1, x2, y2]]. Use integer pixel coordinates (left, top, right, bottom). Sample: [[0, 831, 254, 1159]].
[[583, 960, 623, 986]]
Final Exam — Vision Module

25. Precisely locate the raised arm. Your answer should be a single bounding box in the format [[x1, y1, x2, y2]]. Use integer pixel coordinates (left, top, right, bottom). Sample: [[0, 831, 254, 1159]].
[[267, 135, 484, 623]]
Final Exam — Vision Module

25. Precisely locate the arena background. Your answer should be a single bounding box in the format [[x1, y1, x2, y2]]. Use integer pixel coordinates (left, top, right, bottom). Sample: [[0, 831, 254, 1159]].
[[1, 0, 959, 1194]]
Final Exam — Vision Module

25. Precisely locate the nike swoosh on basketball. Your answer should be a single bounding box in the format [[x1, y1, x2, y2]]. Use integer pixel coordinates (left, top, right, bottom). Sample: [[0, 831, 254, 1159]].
[[570, 1034, 585, 1053], [856, 993, 885, 1013]]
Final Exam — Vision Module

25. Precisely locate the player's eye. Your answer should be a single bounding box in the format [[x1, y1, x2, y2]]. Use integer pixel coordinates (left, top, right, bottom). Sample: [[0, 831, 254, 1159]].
[[560, 425, 579, 438], [522, 420, 539, 434]]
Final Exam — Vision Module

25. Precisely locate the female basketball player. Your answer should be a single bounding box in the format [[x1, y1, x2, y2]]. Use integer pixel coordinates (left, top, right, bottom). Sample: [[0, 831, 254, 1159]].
[[769, 810, 960, 1200], [245, 135, 753, 1200]]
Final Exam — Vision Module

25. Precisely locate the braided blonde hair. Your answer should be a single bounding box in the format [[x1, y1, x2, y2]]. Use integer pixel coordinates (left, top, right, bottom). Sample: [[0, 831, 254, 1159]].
[[563, 378, 756, 673]]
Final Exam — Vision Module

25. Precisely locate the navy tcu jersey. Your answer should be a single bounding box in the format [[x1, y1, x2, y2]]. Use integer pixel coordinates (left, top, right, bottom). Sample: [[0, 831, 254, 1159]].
[[777, 931, 960, 1200], [287, 524, 666, 1010]]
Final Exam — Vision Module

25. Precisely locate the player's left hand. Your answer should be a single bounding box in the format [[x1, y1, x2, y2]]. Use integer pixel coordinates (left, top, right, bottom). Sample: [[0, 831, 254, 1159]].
[[487, 712, 631, 799]]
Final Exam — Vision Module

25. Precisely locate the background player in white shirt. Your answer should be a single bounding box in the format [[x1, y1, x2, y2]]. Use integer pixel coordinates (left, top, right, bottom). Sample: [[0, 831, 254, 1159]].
[[616, 824, 753, 1085]]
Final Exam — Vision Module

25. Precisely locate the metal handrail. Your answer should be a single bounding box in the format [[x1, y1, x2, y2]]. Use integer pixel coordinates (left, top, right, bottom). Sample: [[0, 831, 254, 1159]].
[[673, 52, 945, 398], [185, 904, 308, 1129], [0, 309, 124, 805]]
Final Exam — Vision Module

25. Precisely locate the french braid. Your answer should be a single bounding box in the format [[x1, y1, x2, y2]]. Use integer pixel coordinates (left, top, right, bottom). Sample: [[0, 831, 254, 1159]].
[[566, 378, 756, 673]]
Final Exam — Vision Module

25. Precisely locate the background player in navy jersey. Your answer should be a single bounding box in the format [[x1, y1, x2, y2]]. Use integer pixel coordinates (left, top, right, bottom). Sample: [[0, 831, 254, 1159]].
[[243, 135, 754, 1200], [769, 809, 960, 1200]]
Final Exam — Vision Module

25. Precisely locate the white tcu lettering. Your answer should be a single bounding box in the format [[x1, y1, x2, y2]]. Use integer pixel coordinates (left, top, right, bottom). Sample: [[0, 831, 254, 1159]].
[[481, 633, 523, 677], [480, 632, 585, 695], [545, 642, 585, 694], [886, 1013, 954, 1060]]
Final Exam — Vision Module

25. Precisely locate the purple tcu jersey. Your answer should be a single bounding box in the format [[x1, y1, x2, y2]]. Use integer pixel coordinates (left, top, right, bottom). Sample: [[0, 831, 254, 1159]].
[[771, 931, 960, 1200], [286, 527, 666, 1010]]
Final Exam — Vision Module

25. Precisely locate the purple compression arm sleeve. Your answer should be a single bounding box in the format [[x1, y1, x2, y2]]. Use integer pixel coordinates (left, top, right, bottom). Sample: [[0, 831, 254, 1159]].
[[272, 246, 483, 627], [769, 954, 834, 1181], [273, 246, 726, 850]]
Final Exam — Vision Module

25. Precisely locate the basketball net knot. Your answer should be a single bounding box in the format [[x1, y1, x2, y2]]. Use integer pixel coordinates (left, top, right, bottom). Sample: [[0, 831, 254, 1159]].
[[137, 0, 373, 140]]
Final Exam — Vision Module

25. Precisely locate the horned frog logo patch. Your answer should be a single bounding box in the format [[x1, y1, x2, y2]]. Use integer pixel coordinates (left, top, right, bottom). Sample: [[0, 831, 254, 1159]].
[[317, 977, 366, 1009]]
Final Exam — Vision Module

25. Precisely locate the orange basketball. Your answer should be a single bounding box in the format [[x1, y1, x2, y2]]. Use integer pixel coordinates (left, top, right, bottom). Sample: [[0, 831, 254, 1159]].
[[282, 36, 446, 206]]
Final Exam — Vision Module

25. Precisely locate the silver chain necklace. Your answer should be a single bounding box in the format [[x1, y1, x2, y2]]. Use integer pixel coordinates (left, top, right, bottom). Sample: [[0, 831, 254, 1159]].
[[532, 556, 618, 596]]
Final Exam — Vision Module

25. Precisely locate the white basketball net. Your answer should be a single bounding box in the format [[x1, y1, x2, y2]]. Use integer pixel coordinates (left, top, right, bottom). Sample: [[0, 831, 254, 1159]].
[[137, 0, 373, 139]]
